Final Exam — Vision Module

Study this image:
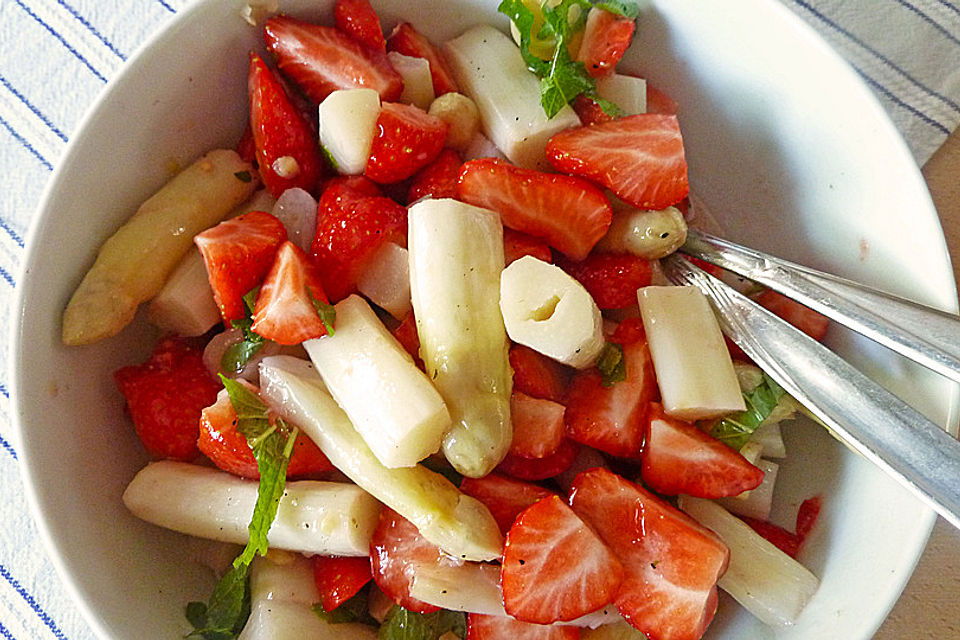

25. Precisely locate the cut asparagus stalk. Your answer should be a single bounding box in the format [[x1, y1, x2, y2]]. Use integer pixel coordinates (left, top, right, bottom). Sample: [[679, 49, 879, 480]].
[[718, 458, 779, 521], [63, 149, 257, 345], [638, 285, 746, 420], [304, 295, 450, 468], [595, 206, 687, 260], [122, 461, 379, 556], [258, 356, 504, 562], [146, 248, 220, 336], [750, 422, 787, 458], [387, 51, 436, 110], [596, 74, 647, 116], [443, 25, 580, 170], [239, 553, 378, 640], [407, 198, 513, 478], [678, 496, 819, 627], [356, 242, 412, 319], [500, 255, 604, 369], [581, 618, 648, 640], [318, 88, 381, 175]]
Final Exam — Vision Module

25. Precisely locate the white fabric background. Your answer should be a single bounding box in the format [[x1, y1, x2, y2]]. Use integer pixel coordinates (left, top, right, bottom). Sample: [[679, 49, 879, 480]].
[[1, 1, 958, 638]]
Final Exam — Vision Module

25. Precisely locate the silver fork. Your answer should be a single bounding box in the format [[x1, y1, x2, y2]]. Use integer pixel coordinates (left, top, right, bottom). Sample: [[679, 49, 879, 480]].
[[660, 253, 960, 531]]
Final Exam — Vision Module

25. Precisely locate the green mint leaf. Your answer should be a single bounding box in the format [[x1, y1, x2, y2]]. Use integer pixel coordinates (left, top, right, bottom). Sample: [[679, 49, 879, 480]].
[[220, 289, 267, 374], [185, 563, 251, 640], [596, 0, 640, 19], [312, 590, 378, 626], [592, 94, 624, 117], [233, 170, 253, 183], [498, 0, 550, 74], [710, 372, 788, 449], [219, 375, 269, 422], [308, 288, 336, 336], [378, 606, 467, 640], [321, 145, 340, 172], [597, 341, 627, 387]]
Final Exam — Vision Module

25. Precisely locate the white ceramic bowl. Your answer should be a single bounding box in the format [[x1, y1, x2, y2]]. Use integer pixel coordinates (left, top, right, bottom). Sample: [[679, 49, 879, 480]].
[[11, 0, 959, 638]]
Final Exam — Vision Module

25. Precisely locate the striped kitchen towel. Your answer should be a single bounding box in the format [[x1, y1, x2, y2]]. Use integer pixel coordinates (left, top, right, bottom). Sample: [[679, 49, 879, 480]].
[[0, 1, 958, 639]]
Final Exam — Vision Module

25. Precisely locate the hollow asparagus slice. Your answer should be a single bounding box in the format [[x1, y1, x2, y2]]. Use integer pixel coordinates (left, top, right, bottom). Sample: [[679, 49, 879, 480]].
[[407, 198, 513, 478], [443, 25, 580, 170], [678, 496, 819, 627], [258, 356, 504, 562], [62, 149, 257, 345], [239, 552, 378, 640], [122, 461, 379, 556], [304, 295, 450, 468]]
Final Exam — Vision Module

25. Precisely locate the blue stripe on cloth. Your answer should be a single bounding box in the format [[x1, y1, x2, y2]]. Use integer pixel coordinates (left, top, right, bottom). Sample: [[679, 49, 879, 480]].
[[894, 0, 960, 47], [155, 0, 177, 13], [0, 382, 9, 399], [54, 0, 127, 61], [0, 114, 54, 171], [0, 76, 69, 144], [932, 0, 960, 17], [0, 265, 17, 289], [0, 219, 25, 249], [0, 434, 17, 460], [858, 62, 952, 135], [789, 0, 960, 117], [11, 0, 109, 84], [0, 620, 17, 640], [0, 565, 69, 640]]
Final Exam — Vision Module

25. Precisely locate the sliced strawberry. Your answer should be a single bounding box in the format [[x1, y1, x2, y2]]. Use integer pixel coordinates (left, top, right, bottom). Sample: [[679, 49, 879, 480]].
[[334, 0, 386, 51], [546, 114, 689, 211], [645, 82, 678, 115], [509, 391, 566, 460], [198, 387, 333, 479], [407, 148, 462, 203], [391, 311, 424, 369], [641, 403, 764, 499], [194, 210, 288, 323], [264, 15, 402, 103], [509, 344, 568, 404], [496, 439, 580, 482], [313, 555, 373, 612], [321, 174, 384, 198], [457, 158, 612, 261], [556, 252, 653, 310], [311, 180, 408, 302], [569, 468, 730, 640], [576, 7, 636, 77], [115, 337, 220, 461], [251, 241, 331, 345], [503, 228, 553, 266], [236, 124, 257, 165], [741, 496, 822, 559], [467, 614, 580, 640], [386, 22, 460, 96], [502, 494, 623, 624], [564, 318, 657, 458], [370, 507, 462, 613], [571, 95, 616, 126], [248, 52, 323, 198], [366, 102, 448, 184], [459, 473, 555, 535], [753, 289, 829, 341]]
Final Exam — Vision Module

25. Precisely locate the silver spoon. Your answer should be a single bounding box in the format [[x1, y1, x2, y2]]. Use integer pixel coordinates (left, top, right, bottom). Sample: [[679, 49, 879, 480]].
[[660, 253, 960, 531]]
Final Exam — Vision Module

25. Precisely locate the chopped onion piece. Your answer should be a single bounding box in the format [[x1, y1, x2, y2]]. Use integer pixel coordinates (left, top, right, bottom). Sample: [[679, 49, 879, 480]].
[[272, 188, 318, 252]]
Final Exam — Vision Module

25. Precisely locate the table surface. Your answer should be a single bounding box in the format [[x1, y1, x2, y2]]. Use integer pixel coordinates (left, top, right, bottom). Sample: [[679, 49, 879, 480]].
[[875, 127, 960, 638]]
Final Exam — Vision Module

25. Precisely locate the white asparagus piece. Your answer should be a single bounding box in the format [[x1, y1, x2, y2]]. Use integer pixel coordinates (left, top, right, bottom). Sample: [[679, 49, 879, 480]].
[[596, 74, 647, 116], [718, 458, 780, 521], [500, 255, 605, 369], [678, 496, 819, 627], [443, 25, 580, 170], [304, 295, 450, 468], [581, 619, 648, 640], [63, 149, 257, 345], [318, 88, 381, 175], [407, 198, 513, 478], [239, 552, 378, 640], [387, 51, 436, 110], [356, 242, 412, 319], [638, 286, 746, 420], [258, 356, 504, 562], [122, 461, 379, 556], [595, 206, 687, 260]]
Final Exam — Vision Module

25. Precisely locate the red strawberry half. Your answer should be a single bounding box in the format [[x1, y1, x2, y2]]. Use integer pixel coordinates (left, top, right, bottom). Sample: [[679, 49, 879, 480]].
[[459, 473, 555, 535], [252, 241, 332, 345], [457, 158, 612, 261], [741, 496, 822, 559], [503, 228, 553, 266], [576, 7, 636, 77], [366, 102, 449, 184], [194, 210, 288, 323], [546, 114, 689, 211], [496, 439, 580, 482], [502, 494, 623, 624], [557, 252, 653, 310], [334, 0, 386, 51], [407, 147, 462, 203], [569, 468, 730, 640], [753, 289, 829, 341], [248, 52, 323, 198], [467, 614, 580, 640], [564, 318, 657, 457], [509, 344, 569, 404], [115, 337, 221, 461], [641, 403, 765, 499], [313, 555, 373, 612], [387, 22, 460, 96], [264, 15, 402, 103], [509, 391, 566, 459]]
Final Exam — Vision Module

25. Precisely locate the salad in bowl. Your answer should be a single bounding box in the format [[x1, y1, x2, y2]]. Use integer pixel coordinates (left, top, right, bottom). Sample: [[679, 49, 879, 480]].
[[12, 0, 958, 639]]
